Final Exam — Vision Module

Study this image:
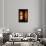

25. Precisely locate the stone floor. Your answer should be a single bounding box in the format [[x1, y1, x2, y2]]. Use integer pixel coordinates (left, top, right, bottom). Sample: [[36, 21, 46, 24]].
[[0, 41, 44, 46], [1, 42, 44, 46], [1, 44, 44, 46], [2, 44, 44, 46]]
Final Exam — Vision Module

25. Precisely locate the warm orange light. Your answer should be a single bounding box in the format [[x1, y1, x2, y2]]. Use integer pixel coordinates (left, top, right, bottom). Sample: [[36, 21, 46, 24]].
[[20, 11, 23, 20], [25, 11, 28, 21], [20, 11, 23, 16], [19, 9, 28, 22]]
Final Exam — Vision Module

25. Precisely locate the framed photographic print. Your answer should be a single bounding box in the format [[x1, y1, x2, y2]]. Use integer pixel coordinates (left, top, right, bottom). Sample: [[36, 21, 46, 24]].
[[19, 9, 28, 22]]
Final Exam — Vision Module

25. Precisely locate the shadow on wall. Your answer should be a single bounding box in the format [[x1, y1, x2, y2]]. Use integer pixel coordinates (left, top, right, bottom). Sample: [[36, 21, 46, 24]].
[[0, 28, 4, 33], [0, 26, 43, 34], [34, 27, 43, 38]]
